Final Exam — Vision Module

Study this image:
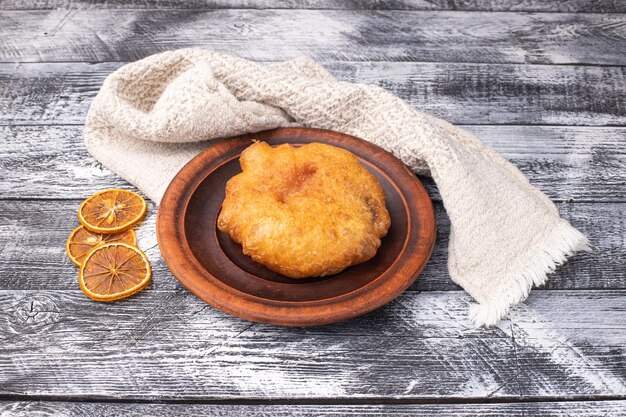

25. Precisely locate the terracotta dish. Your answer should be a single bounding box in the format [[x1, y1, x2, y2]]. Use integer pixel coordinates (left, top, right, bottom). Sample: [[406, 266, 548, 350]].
[[157, 128, 435, 326]]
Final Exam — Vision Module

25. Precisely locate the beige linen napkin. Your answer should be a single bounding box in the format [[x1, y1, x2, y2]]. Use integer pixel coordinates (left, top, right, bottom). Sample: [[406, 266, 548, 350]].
[[85, 49, 590, 326]]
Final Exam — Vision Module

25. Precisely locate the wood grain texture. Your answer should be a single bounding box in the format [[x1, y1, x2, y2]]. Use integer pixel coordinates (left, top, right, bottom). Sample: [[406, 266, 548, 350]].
[[2, 400, 626, 416], [1, 1, 624, 408], [2, 62, 624, 126], [0, 289, 623, 400], [0, 200, 623, 292], [2, 124, 624, 202], [2, 0, 625, 13], [1, 10, 625, 64]]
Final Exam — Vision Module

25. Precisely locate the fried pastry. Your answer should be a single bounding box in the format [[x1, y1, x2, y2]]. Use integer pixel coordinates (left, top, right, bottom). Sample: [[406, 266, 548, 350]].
[[217, 141, 391, 278]]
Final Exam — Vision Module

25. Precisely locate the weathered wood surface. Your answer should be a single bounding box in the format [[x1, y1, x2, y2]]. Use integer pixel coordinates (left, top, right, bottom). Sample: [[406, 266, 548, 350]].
[[0, 289, 624, 400], [0, 0, 624, 412], [2, 400, 626, 417], [2, 62, 625, 126], [2, 0, 625, 13], [2, 124, 624, 201], [1, 10, 625, 64], [0, 200, 623, 292]]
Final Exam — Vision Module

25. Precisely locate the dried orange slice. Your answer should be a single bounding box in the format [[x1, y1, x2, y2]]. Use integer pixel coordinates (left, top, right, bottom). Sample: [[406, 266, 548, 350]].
[[78, 189, 146, 233], [79, 243, 151, 302], [66, 225, 136, 267]]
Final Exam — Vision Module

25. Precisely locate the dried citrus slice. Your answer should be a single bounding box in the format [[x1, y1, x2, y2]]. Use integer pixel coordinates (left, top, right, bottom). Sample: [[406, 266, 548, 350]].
[[79, 243, 151, 302], [78, 189, 146, 233], [66, 225, 136, 267]]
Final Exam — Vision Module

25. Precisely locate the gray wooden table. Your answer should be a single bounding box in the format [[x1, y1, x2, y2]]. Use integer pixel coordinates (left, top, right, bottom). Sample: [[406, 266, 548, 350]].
[[1, 1, 625, 416]]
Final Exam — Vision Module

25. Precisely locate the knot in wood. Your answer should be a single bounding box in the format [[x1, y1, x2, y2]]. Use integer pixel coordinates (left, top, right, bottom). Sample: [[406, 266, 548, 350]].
[[12, 295, 61, 332]]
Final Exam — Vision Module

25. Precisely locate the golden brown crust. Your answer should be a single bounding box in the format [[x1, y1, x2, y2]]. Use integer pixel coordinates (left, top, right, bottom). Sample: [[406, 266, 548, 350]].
[[217, 141, 391, 278]]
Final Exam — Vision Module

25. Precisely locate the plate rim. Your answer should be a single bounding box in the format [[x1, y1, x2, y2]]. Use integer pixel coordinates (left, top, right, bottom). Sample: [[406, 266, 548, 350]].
[[157, 127, 436, 326]]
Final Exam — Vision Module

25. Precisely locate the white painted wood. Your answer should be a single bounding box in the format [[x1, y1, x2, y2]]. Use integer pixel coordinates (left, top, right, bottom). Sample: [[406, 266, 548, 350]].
[[1, 124, 624, 201], [2, 0, 624, 13], [0, 200, 622, 291], [0, 1, 623, 408], [0, 290, 623, 400], [2, 400, 626, 416], [2, 62, 624, 126], [0, 10, 624, 64]]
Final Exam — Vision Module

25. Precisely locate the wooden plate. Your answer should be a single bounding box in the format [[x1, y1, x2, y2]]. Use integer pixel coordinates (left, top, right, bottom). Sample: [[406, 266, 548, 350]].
[[157, 128, 435, 326]]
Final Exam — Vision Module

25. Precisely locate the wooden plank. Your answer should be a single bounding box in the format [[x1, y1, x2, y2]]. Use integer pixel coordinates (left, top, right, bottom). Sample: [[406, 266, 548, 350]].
[[500, 291, 626, 398], [2, 62, 624, 126], [1, 124, 624, 201], [1, 0, 625, 13], [0, 10, 625, 64], [0, 289, 623, 400], [2, 400, 626, 416], [0, 199, 623, 292]]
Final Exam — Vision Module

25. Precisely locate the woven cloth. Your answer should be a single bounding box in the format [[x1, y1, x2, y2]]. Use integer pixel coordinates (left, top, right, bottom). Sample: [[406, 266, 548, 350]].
[[85, 49, 590, 326]]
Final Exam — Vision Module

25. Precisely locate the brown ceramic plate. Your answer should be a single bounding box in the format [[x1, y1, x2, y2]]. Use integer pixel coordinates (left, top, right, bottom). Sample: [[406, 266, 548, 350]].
[[157, 127, 435, 326]]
